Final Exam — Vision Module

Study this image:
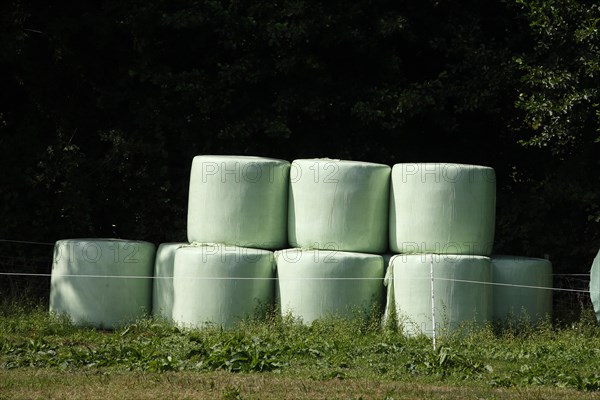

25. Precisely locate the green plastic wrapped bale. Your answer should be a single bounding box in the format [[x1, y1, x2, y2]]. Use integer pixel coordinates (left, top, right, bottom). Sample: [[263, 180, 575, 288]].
[[187, 155, 290, 249], [491, 256, 552, 324], [589, 249, 600, 323], [172, 244, 275, 329], [288, 159, 390, 253], [275, 249, 384, 323], [389, 163, 496, 255], [387, 254, 491, 336], [152, 242, 187, 321], [49, 239, 156, 329]]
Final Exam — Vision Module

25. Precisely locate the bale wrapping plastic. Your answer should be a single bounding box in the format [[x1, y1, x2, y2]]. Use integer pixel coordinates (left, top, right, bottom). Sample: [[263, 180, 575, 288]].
[[275, 249, 384, 323], [387, 254, 491, 336], [492, 255, 553, 324], [187, 155, 290, 249], [288, 159, 390, 253], [152, 242, 187, 321], [590, 249, 600, 323], [172, 244, 274, 328], [381, 254, 393, 316], [389, 163, 496, 255], [49, 239, 155, 329]]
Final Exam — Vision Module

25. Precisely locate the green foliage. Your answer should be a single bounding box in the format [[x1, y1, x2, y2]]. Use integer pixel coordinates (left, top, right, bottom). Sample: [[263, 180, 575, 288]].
[[514, 0, 600, 152], [193, 333, 285, 372], [403, 345, 487, 380]]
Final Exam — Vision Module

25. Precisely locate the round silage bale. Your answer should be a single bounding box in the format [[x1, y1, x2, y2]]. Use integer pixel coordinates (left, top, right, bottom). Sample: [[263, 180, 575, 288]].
[[389, 163, 496, 255], [275, 249, 384, 323], [172, 244, 275, 329], [49, 239, 156, 329], [187, 155, 290, 249], [288, 159, 390, 253], [589, 249, 600, 323], [492, 255, 553, 324], [152, 242, 187, 321], [388, 254, 491, 336]]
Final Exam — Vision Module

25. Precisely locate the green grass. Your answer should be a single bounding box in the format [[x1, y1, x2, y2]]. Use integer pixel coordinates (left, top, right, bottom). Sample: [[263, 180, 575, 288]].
[[2, 300, 600, 399]]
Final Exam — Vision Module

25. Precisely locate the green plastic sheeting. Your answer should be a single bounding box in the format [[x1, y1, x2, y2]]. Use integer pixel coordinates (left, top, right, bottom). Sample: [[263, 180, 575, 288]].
[[589, 249, 600, 323], [49, 239, 155, 329], [152, 242, 187, 321], [275, 249, 384, 323], [288, 159, 390, 253], [172, 244, 275, 329], [386, 254, 491, 336], [389, 163, 496, 255], [492, 256, 553, 324], [187, 155, 290, 249]]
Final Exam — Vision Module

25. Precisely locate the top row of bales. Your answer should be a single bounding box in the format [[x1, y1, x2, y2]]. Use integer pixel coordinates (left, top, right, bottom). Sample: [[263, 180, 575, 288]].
[[187, 155, 496, 255]]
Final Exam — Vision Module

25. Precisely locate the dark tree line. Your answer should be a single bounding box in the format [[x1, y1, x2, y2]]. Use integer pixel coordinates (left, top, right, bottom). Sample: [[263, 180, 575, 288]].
[[0, 0, 598, 293]]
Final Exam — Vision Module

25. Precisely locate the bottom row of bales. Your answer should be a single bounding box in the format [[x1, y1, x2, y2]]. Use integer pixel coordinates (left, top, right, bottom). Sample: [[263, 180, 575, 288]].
[[50, 239, 553, 333], [145, 243, 384, 327]]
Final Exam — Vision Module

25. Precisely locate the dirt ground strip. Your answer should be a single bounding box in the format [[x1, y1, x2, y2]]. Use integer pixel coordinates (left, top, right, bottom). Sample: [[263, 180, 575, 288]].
[[2, 369, 600, 400]]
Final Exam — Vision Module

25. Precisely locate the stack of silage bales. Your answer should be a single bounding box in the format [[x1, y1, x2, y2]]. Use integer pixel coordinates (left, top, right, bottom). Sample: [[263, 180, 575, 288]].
[[277, 159, 389, 323], [171, 155, 289, 328], [49, 239, 156, 329], [386, 163, 496, 335], [48, 154, 556, 332]]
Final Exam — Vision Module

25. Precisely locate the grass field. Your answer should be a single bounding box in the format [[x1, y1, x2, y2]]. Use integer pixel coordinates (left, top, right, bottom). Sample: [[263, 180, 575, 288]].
[[2, 300, 600, 399]]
